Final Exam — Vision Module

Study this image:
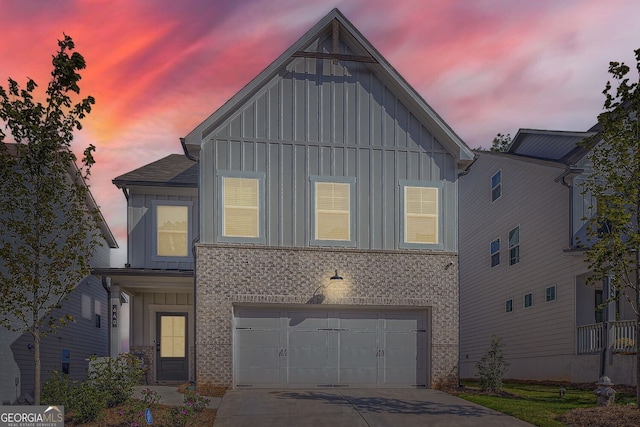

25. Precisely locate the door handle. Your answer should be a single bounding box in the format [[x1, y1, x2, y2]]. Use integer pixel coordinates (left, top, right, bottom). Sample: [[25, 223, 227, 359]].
[[156, 341, 160, 352]]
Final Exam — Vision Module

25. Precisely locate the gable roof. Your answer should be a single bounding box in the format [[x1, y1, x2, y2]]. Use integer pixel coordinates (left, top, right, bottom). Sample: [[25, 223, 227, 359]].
[[508, 128, 596, 165], [183, 8, 474, 168], [113, 154, 198, 188]]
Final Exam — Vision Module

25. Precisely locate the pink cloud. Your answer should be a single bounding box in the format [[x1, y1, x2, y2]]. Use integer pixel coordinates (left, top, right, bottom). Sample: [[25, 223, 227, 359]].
[[2, 0, 640, 263]]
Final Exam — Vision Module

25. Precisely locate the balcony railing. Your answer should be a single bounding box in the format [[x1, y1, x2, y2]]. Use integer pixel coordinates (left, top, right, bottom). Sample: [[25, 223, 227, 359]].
[[577, 320, 637, 354]]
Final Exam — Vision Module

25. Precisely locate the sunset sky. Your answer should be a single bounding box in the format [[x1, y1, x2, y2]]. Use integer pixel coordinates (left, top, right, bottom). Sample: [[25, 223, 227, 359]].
[[1, 0, 639, 265]]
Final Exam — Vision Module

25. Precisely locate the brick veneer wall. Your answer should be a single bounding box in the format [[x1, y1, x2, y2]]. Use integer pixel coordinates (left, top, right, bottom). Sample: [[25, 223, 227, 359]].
[[195, 244, 459, 388]]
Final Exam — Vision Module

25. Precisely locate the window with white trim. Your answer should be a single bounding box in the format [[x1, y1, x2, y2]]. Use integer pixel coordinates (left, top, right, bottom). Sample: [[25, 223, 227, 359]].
[[401, 182, 441, 247], [546, 285, 556, 302], [509, 226, 520, 265], [81, 294, 91, 320], [490, 238, 500, 267], [524, 292, 533, 308], [505, 299, 513, 313], [491, 170, 502, 202]]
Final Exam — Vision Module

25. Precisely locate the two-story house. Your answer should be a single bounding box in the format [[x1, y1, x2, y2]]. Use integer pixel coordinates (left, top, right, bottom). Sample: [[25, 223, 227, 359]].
[[459, 128, 637, 385], [0, 143, 118, 404], [179, 8, 474, 388], [94, 153, 198, 383]]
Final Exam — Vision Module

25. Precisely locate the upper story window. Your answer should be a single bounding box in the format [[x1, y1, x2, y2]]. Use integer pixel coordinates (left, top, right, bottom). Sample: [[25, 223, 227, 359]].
[[505, 299, 513, 313], [218, 172, 265, 243], [490, 238, 500, 267], [152, 201, 192, 260], [508, 225, 520, 265], [311, 176, 355, 246], [400, 181, 442, 249], [546, 285, 556, 302], [524, 292, 533, 308], [491, 170, 502, 202]]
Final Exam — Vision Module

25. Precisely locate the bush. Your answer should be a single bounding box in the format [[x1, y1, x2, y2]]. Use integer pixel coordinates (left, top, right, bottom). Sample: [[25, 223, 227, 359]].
[[168, 391, 211, 427], [87, 353, 143, 407], [118, 387, 160, 427], [41, 370, 77, 410], [72, 380, 109, 424], [476, 335, 509, 391]]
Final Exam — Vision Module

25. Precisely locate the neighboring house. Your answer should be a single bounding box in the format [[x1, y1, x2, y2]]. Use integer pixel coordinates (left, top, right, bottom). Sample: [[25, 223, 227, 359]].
[[94, 154, 198, 383], [459, 128, 637, 385], [179, 8, 474, 388], [0, 144, 118, 404]]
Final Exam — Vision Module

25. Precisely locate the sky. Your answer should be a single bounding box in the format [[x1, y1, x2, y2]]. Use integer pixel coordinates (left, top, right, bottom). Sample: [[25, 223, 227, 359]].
[[1, 0, 639, 266]]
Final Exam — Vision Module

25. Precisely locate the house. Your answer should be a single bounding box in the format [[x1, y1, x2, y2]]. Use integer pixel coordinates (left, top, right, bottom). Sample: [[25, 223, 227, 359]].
[[459, 128, 637, 385], [93, 154, 198, 383], [0, 144, 118, 404], [178, 8, 474, 388]]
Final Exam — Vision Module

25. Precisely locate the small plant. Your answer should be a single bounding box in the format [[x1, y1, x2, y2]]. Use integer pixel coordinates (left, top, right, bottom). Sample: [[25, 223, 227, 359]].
[[72, 379, 109, 424], [168, 391, 211, 427], [476, 335, 510, 392], [119, 387, 160, 427]]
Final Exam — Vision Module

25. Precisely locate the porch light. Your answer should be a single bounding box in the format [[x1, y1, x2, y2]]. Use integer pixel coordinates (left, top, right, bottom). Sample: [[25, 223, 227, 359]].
[[330, 270, 343, 280]]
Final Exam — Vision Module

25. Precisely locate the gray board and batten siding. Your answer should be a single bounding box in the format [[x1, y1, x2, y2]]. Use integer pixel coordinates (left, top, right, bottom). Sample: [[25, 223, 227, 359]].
[[195, 22, 465, 251]]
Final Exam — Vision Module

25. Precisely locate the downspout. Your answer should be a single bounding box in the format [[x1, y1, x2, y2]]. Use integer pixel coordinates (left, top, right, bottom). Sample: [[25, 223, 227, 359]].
[[181, 138, 198, 162]]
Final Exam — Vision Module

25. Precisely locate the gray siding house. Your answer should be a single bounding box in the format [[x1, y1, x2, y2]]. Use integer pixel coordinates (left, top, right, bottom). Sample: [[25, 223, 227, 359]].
[[0, 144, 117, 403], [182, 9, 474, 388], [95, 154, 198, 383], [459, 128, 637, 385]]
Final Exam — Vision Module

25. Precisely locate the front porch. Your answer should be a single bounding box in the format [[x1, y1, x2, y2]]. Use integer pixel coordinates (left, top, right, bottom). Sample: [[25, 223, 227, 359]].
[[577, 320, 637, 354]]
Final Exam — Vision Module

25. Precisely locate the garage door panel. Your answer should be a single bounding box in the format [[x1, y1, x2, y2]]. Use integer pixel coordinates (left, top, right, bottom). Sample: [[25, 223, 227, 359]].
[[235, 309, 282, 329], [234, 308, 428, 388]]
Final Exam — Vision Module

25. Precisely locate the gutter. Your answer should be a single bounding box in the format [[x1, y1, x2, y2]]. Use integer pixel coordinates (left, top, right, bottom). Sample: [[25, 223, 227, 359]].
[[180, 138, 198, 162]]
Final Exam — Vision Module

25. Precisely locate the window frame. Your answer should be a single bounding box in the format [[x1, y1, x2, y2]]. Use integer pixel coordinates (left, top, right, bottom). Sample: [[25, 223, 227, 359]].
[[491, 170, 502, 202], [545, 285, 557, 303], [524, 292, 533, 309], [505, 298, 513, 313], [310, 175, 356, 247], [490, 238, 501, 267], [399, 180, 443, 250], [217, 171, 266, 244], [508, 225, 520, 265], [151, 200, 193, 261]]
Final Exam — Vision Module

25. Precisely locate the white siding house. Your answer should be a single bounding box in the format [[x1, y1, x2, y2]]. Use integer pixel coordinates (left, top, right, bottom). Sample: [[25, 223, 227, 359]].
[[459, 129, 637, 385]]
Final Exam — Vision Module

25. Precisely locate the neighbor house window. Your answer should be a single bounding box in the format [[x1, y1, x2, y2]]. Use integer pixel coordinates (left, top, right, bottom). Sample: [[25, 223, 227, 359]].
[[400, 181, 442, 248], [490, 238, 500, 267], [218, 172, 265, 243], [152, 201, 192, 260], [94, 300, 101, 328], [491, 170, 502, 202], [311, 176, 355, 246], [81, 294, 91, 320], [524, 292, 533, 308], [509, 226, 520, 265], [546, 285, 556, 302], [505, 299, 513, 313]]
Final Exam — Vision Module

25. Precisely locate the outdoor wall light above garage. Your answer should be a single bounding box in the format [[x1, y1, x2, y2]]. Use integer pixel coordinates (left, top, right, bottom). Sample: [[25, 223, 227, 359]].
[[330, 269, 343, 281]]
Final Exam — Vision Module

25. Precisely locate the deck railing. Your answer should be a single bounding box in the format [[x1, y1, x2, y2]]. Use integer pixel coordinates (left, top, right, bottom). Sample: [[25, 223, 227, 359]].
[[577, 321, 637, 354]]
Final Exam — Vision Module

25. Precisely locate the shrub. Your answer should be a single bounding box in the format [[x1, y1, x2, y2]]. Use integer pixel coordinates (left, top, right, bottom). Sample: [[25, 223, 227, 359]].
[[72, 380, 109, 424], [87, 353, 143, 407], [476, 335, 510, 391], [41, 370, 77, 410], [168, 391, 211, 427]]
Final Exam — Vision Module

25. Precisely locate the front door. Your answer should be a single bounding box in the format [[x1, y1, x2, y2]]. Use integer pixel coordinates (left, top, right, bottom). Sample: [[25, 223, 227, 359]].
[[156, 312, 188, 381]]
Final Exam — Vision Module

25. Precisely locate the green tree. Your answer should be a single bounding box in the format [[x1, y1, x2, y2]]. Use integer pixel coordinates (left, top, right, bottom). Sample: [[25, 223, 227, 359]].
[[0, 35, 97, 405], [476, 335, 509, 392], [490, 133, 511, 152], [579, 48, 640, 408]]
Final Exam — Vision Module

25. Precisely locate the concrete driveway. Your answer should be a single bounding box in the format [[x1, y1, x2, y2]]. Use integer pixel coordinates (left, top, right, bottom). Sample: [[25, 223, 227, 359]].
[[213, 388, 534, 427]]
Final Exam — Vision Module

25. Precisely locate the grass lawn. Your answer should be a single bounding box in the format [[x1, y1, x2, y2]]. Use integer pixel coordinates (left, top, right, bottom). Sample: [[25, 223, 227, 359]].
[[456, 381, 637, 427]]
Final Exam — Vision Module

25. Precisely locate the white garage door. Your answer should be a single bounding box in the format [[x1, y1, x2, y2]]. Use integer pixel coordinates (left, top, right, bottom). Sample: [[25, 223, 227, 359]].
[[234, 307, 428, 388]]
